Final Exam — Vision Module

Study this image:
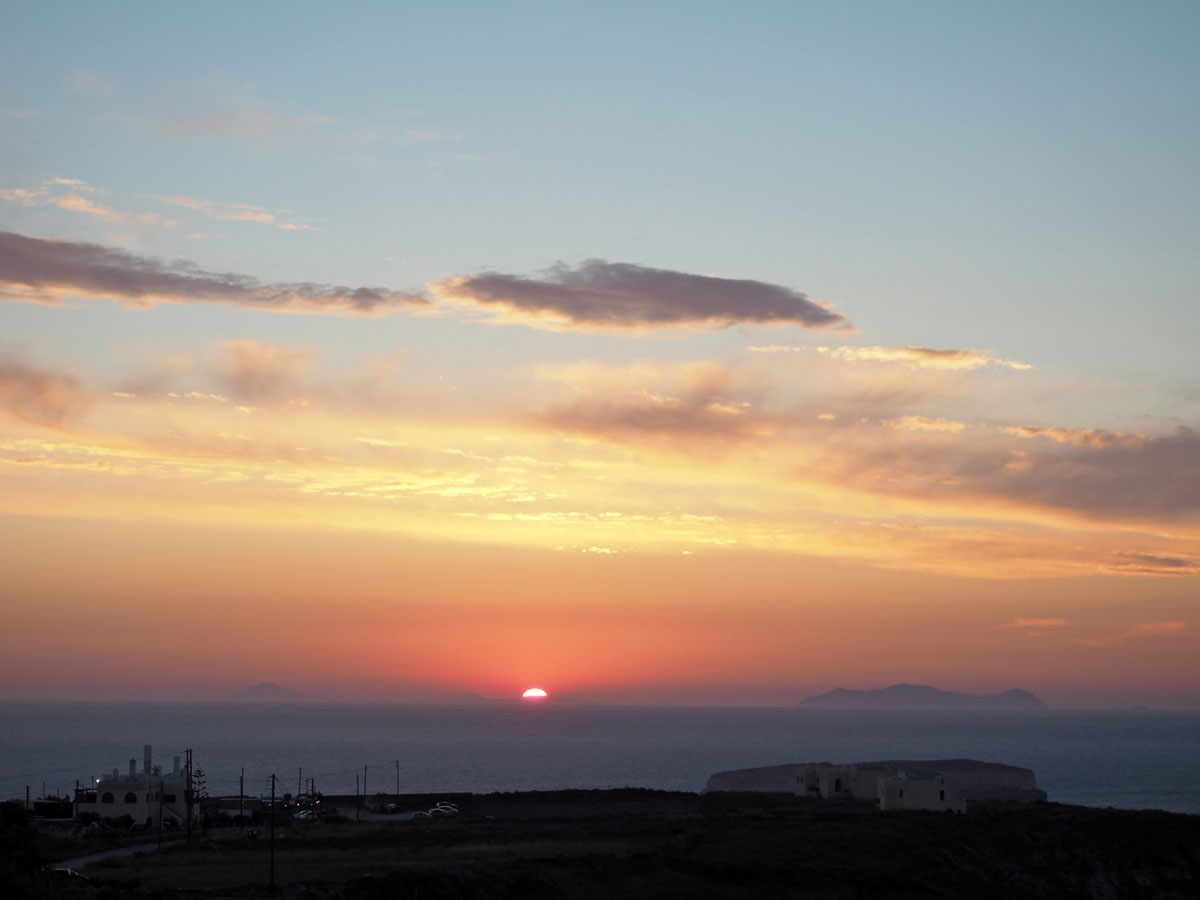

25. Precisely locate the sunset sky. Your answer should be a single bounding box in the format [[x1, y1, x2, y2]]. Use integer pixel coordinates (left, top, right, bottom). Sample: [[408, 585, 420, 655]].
[[2, 2, 1198, 708]]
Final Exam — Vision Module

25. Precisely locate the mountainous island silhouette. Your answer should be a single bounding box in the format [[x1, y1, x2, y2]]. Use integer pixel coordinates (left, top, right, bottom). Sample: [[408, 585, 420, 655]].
[[227, 682, 317, 702], [799, 683, 1047, 710]]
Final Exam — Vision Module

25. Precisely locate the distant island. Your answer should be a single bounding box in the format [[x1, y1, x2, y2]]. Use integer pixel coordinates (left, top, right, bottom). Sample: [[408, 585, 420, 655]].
[[227, 682, 317, 703], [799, 683, 1047, 710]]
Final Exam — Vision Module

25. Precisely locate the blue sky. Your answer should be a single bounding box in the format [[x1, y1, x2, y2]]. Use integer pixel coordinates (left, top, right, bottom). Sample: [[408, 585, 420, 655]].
[[6, 1, 1197, 381]]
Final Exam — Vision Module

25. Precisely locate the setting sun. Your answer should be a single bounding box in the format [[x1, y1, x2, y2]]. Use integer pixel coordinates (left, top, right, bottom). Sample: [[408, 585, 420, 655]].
[[522, 688, 549, 700]]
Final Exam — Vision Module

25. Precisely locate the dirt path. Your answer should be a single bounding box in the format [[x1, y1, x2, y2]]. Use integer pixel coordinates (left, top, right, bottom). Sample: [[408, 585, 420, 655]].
[[53, 827, 243, 870]]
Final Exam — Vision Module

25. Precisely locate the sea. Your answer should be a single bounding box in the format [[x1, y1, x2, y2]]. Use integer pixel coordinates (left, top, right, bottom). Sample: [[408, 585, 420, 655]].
[[1, 702, 1197, 815]]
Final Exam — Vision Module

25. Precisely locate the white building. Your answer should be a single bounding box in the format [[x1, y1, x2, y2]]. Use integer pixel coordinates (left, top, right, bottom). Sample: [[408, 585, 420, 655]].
[[795, 763, 891, 800], [877, 770, 966, 813], [74, 745, 193, 829], [792, 759, 1033, 811]]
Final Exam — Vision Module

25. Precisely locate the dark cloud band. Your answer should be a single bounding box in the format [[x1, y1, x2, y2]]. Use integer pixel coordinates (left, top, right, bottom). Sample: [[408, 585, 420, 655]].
[[434, 259, 847, 330], [2, 232, 846, 332], [0, 231, 428, 315]]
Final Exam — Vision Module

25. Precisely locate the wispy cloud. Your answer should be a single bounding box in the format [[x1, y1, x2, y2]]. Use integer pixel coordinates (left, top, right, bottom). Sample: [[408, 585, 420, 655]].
[[157, 194, 325, 232], [66, 69, 116, 96], [0, 231, 429, 316], [1108, 553, 1199, 575], [0, 358, 92, 426], [159, 194, 275, 224], [532, 355, 1200, 524], [1080, 621, 1186, 647], [746, 345, 806, 354], [999, 618, 1067, 628], [148, 97, 333, 143], [433, 260, 848, 332], [536, 361, 767, 443], [1, 179, 172, 227], [883, 415, 966, 433], [1001, 425, 1139, 448], [824, 422, 1200, 521], [984, 426, 1200, 519], [818, 346, 1030, 370], [1, 345, 1196, 581], [214, 340, 318, 403], [51, 193, 169, 226], [0, 188, 42, 207]]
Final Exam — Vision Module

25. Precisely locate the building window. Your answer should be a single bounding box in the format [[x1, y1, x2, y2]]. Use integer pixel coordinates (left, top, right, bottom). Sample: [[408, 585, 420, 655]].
[[101, 792, 114, 804], [939, 790, 945, 801], [834, 778, 842, 792], [124, 792, 137, 804], [163, 793, 176, 803], [899, 789, 904, 798]]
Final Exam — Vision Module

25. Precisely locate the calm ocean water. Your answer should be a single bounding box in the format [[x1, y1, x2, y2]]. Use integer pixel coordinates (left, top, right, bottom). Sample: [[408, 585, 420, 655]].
[[1, 703, 1197, 814]]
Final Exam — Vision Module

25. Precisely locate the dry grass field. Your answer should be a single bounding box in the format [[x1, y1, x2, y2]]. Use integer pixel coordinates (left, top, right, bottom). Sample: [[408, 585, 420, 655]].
[[36, 790, 1200, 899]]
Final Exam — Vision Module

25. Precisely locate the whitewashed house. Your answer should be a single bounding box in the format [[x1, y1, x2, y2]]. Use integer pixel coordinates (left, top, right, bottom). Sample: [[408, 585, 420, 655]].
[[74, 745, 193, 828], [795, 763, 891, 800], [876, 770, 966, 813]]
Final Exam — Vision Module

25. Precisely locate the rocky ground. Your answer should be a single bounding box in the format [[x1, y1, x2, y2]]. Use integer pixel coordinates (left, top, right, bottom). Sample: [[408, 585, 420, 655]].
[[8, 790, 1200, 899]]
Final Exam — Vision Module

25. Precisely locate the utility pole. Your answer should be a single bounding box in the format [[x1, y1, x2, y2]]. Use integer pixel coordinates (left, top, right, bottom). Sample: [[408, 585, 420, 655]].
[[157, 778, 164, 852], [363, 764, 368, 812], [297, 767, 302, 804], [396, 760, 400, 798], [355, 773, 360, 823], [240, 768, 244, 821], [74, 779, 79, 819], [269, 774, 276, 893], [185, 749, 193, 849]]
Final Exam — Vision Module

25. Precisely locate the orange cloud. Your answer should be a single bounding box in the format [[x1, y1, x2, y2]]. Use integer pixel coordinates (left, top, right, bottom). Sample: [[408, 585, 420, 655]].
[[1079, 621, 1186, 647], [214, 340, 319, 403], [2, 344, 1198, 584], [535, 361, 766, 443], [883, 415, 966, 433], [51, 193, 168, 226], [0, 178, 170, 226], [1000, 618, 1068, 628], [159, 194, 275, 223], [1001, 425, 1140, 447], [818, 345, 1030, 370], [1132, 621, 1186, 636], [0, 359, 92, 426]]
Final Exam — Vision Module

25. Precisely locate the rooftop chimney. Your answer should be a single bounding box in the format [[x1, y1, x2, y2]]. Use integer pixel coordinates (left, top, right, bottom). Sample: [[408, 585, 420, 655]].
[[144, 744, 152, 776]]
